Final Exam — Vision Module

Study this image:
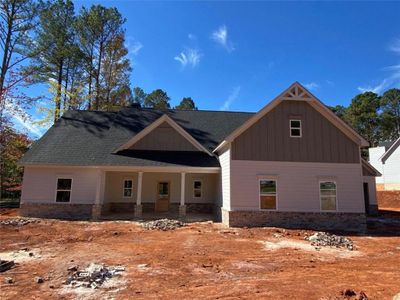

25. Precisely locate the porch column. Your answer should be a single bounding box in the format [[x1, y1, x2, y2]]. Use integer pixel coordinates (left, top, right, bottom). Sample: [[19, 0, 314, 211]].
[[135, 172, 143, 217], [92, 170, 105, 220], [179, 172, 186, 217]]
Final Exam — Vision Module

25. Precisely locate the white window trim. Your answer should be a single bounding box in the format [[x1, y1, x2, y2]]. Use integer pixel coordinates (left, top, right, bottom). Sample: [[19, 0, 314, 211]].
[[319, 180, 338, 212], [193, 179, 203, 199], [55, 177, 73, 203], [122, 178, 134, 198], [290, 119, 302, 138], [258, 178, 278, 211]]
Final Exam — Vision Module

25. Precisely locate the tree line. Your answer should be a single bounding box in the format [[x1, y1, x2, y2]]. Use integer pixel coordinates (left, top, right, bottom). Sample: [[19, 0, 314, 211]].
[[329, 88, 400, 147], [0, 0, 198, 128]]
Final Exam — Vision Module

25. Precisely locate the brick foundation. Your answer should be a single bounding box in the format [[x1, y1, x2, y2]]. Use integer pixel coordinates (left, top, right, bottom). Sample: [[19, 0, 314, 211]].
[[221, 209, 366, 232], [20, 203, 93, 220]]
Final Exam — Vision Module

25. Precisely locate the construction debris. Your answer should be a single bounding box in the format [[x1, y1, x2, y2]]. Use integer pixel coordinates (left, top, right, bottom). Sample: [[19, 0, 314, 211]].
[[4, 277, 13, 284], [304, 232, 354, 250], [65, 263, 125, 289], [340, 289, 369, 299], [0, 218, 38, 226], [0, 260, 15, 272], [142, 219, 184, 231], [35, 276, 44, 284]]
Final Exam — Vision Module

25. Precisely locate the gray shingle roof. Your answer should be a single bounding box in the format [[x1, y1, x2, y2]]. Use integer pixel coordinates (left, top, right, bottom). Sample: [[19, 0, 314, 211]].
[[20, 107, 254, 167]]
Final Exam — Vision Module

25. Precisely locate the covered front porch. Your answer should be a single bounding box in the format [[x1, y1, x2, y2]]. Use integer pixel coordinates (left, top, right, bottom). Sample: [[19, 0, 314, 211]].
[[91, 166, 221, 220]]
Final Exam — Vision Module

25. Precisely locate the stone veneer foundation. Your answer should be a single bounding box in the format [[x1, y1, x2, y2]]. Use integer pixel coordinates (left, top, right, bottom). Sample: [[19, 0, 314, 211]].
[[221, 209, 367, 232], [20, 203, 93, 220]]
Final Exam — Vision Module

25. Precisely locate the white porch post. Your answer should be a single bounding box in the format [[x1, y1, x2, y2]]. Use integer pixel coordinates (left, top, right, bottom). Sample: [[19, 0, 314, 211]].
[[135, 172, 143, 217], [92, 170, 105, 220], [179, 172, 186, 217]]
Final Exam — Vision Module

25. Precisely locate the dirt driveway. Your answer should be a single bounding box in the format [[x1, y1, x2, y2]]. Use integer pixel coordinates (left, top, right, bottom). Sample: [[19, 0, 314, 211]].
[[1, 209, 399, 300]]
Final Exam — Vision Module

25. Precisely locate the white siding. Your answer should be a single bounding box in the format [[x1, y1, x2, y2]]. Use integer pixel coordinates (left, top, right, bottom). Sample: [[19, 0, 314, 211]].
[[21, 167, 98, 204], [230, 160, 365, 213], [363, 176, 377, 205], [219, 147, 231, 210], [104, 172, 218, 204], [383, 146, 400, 189], [368, 146, 385, 184]]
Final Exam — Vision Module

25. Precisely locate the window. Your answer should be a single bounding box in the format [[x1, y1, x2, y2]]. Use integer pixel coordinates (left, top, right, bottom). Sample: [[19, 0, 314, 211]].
[[193, 180, 202, 198], [56, 178, 72, 202], [320, 181, 337, 211], [259, 179, 277, 210], [123, 179, 133, 198], [290, 119, 302, 137]]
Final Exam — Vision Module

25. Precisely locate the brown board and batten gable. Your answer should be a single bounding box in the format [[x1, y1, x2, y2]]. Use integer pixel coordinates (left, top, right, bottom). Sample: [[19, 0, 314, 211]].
[[231, 100, 360, 163], [130, 121, 198, 152]]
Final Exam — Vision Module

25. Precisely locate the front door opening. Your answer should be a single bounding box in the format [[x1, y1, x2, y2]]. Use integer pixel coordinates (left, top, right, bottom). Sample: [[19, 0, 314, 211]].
[[363, 182, 370, 214], [156, 182, 170, 212]]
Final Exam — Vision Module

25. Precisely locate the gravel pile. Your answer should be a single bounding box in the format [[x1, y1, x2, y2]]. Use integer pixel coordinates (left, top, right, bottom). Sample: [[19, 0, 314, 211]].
[[65, 263, 125, 289], [0, 218, 38, 226], [304, 232, 354, 250], [142, 219, 184, 231]]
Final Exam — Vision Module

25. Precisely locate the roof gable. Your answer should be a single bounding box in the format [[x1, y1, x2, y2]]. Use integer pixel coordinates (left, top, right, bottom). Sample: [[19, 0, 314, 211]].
[[381, 136, 400, 163], [114, 114, 212, 155], [214, 82, 369, 152]]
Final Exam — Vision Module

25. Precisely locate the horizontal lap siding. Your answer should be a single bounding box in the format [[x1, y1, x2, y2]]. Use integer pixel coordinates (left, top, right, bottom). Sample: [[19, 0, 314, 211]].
[[219, 148, 231, 210], [232, 101, 360, 163], [384, 148, 400, 185], [230, 160, 364, 213], [104, 172, 218, 204], [21, 167, 98, 204]]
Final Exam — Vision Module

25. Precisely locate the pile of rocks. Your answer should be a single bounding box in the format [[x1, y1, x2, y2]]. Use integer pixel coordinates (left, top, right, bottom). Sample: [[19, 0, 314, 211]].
[[65, 263, 125, 289], [142, 219, 184, 231], [304, 232, 354, 250], [0, 218, 38, 226]]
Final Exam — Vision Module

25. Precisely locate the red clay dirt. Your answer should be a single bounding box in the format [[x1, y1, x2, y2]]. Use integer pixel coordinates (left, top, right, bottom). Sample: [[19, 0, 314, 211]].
[[0, 208, 399, 300]]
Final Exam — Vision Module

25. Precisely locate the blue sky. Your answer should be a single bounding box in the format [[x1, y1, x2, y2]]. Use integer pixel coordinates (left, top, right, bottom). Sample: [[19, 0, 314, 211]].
[[13, 1, 400, 138]]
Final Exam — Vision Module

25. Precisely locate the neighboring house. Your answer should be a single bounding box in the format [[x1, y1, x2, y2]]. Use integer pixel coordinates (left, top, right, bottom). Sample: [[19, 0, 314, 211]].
[[369, 137, 400, 191], [19, 82, 380, 230]]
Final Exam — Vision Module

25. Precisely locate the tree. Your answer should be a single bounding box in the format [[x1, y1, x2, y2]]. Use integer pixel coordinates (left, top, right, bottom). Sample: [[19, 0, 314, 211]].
[[175, 97, 197, 110], [0, 125, 31, 200], [380, 88, 400, 141], [132, 87, 146, 106], [100, 33, 132, 110], [346, 92, 381, 147], [29, 0, 76, 122], [144, 89, 170, 109], [328, 105, 347, 120], [0, 0, 39, 125]]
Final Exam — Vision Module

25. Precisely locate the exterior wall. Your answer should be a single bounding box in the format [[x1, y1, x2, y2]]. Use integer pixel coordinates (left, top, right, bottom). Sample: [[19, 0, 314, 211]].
[[383, 146, 400, 190], [130, 122, 197, 151], [103, 171, 219, 206], [229, 160, 365, 213], [219, 147, 231, 210], [21, 167, 98, 205], [363, 176, 377, 206], [368, 146, 385, 184], [231, 101, 360, 163]]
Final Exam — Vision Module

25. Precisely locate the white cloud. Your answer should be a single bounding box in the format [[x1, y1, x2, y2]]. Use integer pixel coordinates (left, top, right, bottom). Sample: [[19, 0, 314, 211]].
[[4, 101, 44, 137], [211, 25, 235, 52], [125, 37, 143, 56], [303, 82, 319, 91], [220, 86, 241, 111], [188, 33, 197, 40], [174, 48, 202, 68], [389, 38, 400, 55]]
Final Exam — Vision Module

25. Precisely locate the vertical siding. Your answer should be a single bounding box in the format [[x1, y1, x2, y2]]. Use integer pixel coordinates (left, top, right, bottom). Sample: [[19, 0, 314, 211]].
[[219, 147, 231, 210], [21, 167, 98, 204], [230, 160, 365, 213], [131, 122, 198, 151], [232, 101, 360, 163]]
